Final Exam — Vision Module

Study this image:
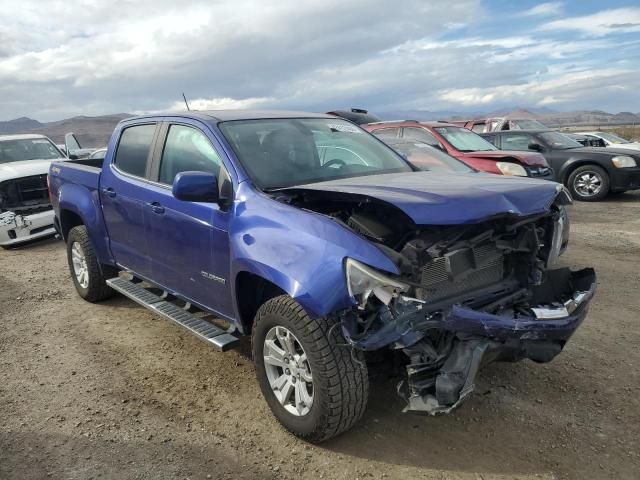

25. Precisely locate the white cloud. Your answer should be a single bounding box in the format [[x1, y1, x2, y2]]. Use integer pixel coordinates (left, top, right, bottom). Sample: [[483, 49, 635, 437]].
[[165, 96, 273, 112], [521, 2, 563, 17], [0, 0, 481, 120], [541, 7, 640, 37], [439, 69, 640, 108], [0, 1, 638, 120]]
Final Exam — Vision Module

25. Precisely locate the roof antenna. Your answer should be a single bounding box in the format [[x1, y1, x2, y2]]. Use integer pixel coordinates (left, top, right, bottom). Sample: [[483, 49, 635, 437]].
[[182, 92, 191, 111]]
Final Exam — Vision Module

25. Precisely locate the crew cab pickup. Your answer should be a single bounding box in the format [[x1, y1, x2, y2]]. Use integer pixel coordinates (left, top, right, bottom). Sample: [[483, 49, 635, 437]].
[[49, 111, 596, 442]]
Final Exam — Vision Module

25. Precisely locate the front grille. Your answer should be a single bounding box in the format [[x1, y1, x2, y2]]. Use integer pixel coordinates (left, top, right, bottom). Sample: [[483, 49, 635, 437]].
[[527, 166, 553, 178], [418, 244, 504, 302], [0, 174, 50, 210]]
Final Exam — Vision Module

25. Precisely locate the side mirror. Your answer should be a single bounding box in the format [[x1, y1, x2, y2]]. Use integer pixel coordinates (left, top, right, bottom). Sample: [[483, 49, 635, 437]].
[[68, 154, 79, 160], [172, 171, 219, 203], [528, 142, 543, 152]]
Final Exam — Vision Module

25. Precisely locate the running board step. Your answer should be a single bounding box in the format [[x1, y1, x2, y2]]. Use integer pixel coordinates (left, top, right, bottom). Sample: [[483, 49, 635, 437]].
[[106, 277, 239, 352]]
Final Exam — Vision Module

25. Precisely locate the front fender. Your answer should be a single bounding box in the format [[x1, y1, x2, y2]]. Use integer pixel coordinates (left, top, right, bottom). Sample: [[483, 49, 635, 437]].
[[229, 183, 399, 319], [58, 183, 114, 265]]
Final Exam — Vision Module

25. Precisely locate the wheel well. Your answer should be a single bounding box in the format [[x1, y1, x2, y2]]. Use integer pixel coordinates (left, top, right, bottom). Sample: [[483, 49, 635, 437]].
[[59, 210, 84, 240], [235, 272, 287, 334], [562, 161, 606, 184]]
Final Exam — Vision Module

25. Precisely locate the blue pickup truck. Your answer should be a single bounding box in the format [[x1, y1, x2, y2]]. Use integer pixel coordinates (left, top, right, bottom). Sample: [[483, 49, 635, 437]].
[[49, 110, 596, 442]]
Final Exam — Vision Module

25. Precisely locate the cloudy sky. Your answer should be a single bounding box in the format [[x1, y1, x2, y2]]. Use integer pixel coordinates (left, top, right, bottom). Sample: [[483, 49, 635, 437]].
[[1, 0, 639, 121]]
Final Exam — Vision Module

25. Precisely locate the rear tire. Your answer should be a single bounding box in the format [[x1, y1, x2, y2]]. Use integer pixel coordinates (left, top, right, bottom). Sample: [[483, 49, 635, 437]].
[[567, 165, 609, 201], [252, 295, 369, 442], [66, 225, 115, 302]]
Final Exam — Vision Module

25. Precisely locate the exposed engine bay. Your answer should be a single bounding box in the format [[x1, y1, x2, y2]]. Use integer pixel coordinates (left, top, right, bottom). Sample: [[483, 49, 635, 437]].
[[0, 175, 55, 244], [0, 174, 52, 216], [277, 187, 595, 415]]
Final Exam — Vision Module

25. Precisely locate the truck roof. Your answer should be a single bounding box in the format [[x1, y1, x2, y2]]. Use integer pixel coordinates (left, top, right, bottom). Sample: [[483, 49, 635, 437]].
[[0, 133, 50, 141], [129, 110, 335, 123]]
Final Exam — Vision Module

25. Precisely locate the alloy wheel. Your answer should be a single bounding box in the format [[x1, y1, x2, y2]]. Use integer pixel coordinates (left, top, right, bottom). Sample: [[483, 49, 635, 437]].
[[574, 171, 603, 197], [71, 242, 89, 289], [263, 326, 314, 416]]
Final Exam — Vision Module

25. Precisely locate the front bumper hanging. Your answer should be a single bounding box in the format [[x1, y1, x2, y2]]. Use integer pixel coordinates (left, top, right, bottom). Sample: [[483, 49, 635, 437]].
[[0, 210, 56, 246], [400, 268, 596, 414]]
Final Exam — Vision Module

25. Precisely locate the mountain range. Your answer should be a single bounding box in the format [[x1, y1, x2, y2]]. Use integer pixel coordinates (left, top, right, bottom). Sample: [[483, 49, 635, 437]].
[[0, 114, 131, 147], [1, 108, 639, 147], [379, 108, 640, 127]]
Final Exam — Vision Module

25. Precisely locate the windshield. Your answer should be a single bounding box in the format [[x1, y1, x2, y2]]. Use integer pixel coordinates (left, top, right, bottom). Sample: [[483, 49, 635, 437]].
[[0, 138, 65, 164], [539, 131, 582, 149], [219, 118, 412, 189], [386, 140, 472, 173], [434, 127, 498, 152], [595, 132, 631, 144]]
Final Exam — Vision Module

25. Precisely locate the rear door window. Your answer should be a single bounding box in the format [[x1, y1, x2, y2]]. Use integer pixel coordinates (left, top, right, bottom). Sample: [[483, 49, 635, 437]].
[[482, 134, 498, 147], [114, 124, 157, 177], [500, 133, 534, 151], [371, 128, 400, 140], [402, 127, 440, 146]]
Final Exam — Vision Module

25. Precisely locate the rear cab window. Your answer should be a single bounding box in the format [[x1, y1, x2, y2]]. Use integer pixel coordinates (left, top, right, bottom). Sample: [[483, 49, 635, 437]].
[[114, 124, 157, 177]]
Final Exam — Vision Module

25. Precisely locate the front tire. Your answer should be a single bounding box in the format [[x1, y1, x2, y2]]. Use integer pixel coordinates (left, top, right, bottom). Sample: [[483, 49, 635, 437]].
[[66, 225, 115, 302], [252, 295, 369, 442], [567, 165, 609, 201]]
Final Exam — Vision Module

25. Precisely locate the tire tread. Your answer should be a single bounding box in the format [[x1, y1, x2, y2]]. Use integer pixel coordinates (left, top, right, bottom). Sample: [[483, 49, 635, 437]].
[[67, 225, 114, 302], [252, 295, 368, 442]]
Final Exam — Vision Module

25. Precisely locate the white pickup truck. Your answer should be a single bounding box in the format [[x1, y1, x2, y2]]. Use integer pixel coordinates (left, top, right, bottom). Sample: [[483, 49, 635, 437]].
[[0, 134, 65, 248]]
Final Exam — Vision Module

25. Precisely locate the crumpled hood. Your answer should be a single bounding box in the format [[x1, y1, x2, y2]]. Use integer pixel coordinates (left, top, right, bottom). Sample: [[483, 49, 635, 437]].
[[460, 150, 548, 167], [0, 159, 60, 182], [286, 171, 562, 225]]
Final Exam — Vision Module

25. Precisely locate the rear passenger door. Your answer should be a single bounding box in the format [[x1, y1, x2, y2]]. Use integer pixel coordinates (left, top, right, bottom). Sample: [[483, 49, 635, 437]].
[[143, 121, 234, 317], [101, 123, 158, 278]]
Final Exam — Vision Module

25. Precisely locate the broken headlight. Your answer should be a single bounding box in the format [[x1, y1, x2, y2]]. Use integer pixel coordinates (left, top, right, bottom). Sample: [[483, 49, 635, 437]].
[[345, 258, 408, 308], [496, 162, 527, 177]]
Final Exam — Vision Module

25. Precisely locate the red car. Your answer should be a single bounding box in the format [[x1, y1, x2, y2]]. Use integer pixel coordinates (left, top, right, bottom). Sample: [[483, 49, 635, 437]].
[[364, 120, 553, 179]]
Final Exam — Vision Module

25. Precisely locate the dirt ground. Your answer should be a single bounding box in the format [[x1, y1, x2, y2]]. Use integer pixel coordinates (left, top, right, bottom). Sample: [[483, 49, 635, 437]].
[[1, 192, 639, 480]]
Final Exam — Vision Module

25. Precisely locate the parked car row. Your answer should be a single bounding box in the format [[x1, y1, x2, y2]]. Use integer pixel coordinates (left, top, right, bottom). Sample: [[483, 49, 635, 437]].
[[364, 120, 553, 179], [322, 110, 639, 202]]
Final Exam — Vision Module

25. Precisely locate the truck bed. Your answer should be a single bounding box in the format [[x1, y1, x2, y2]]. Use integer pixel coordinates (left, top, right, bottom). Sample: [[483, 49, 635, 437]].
[[50, 158, 103, 191]]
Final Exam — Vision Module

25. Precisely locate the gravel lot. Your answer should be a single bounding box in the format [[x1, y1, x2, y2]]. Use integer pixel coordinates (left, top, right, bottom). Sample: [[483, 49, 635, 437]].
[[1, 192, 639, 480]]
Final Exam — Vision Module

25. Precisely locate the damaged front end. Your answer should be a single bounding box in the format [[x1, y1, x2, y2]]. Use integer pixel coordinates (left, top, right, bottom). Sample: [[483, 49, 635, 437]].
[[290, 184, 594, 415], [0, 175, 55, 246]]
